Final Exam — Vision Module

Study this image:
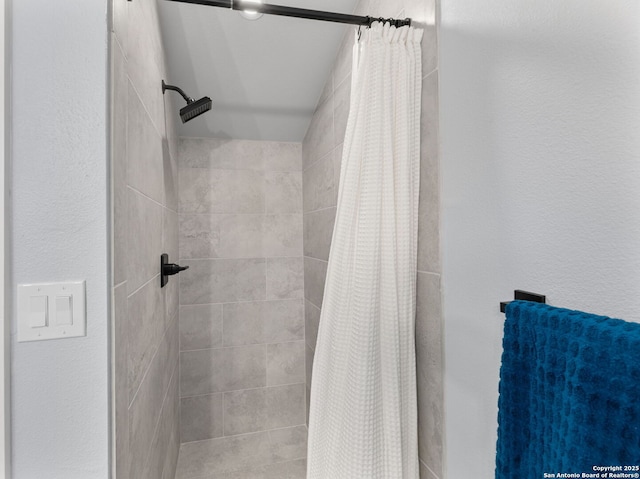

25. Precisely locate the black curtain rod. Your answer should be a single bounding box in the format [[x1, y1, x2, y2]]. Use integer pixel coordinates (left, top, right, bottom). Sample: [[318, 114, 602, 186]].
[[165, 0, 412, 28]]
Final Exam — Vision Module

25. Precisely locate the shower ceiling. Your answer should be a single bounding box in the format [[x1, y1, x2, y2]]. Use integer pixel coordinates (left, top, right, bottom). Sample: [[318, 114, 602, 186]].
[[158, 0, 359, 142]]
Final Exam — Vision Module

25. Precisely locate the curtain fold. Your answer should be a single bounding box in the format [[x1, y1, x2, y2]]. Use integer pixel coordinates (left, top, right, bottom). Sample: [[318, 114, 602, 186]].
[[307, 22, 423, 479]]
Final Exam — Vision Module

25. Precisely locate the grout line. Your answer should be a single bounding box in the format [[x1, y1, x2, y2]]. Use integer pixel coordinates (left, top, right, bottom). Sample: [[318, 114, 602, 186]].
[[180, 338, 305, 355], [263, 343, 269, 392], [304, 205, 337, 216], [304, 299, 320, 311], [180, 382, 306, 401], [180, 297, 304, 309], [303, 256, 328, 265], [178, 164, 301, 174], [422, 459, 442, 479], [222, 387, 226, 437], [416, 270, 441, 277], [178, 211, 303, 217], [165, 203, 179, 215], [140, 360, 179, 477], [127, 76, 166, 145], [127, 184, 165, 209], [126, 273, 161, 299], [423, 66, 438, 80], [179, 423, 308, 446], [333, 71, 352, 92], [128, 313, 178, 409], [302, 145, 334, 174], [178, 255, 303, 262], [178, 136, 302, 146]]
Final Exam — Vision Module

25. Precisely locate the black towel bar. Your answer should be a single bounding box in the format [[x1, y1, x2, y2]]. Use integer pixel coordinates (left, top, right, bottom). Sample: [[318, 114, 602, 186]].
[[500, 290, 546, 313]]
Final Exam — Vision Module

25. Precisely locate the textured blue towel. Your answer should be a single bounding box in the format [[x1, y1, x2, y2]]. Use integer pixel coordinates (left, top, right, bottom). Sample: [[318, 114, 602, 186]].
[[496, 301, 640, 478]]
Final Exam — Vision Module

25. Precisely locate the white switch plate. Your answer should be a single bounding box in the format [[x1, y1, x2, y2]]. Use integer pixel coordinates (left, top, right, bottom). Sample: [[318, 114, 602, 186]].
[[17, 281, 86, 342]]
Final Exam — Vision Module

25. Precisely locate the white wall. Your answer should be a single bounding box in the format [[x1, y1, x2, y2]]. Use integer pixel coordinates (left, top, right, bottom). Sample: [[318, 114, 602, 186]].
[[439, 0, 640, 477], [11, 0, 109, 477]]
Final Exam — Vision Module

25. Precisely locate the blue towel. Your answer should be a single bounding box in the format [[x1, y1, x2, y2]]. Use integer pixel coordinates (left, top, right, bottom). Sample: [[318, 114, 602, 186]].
[[496, 301, 640, 478]]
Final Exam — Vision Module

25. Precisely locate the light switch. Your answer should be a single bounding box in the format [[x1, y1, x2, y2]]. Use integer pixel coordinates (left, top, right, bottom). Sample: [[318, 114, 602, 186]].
[[18, 281, 86, 342], [56, 296, 73, 325], [29, 296, 48, 328]]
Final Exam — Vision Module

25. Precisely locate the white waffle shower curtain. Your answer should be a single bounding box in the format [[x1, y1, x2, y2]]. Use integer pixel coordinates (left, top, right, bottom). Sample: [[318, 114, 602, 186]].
[[307, 22, 423, 479]]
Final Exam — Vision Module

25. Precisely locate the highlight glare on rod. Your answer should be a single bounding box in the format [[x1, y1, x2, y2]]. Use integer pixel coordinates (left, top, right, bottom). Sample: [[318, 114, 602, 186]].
[[166, 0, 411, 28]]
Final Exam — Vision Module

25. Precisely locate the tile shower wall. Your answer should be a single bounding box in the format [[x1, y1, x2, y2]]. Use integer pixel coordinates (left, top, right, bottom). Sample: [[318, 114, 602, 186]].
[[111, 0, 181, 477], [177, 139, 307, 451], [302, 0, 443, 478]]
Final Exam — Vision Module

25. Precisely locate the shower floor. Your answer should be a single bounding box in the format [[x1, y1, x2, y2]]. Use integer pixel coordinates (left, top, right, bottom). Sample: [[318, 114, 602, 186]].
[[174, 425, 307, 479]]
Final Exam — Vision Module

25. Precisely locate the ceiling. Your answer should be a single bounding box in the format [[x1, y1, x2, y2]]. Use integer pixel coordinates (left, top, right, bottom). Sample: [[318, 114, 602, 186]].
[[158, 0, 360, 142]]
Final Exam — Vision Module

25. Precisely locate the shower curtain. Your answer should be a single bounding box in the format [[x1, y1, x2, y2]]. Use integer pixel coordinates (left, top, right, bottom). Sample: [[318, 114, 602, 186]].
[[307, 22, 423, 479]]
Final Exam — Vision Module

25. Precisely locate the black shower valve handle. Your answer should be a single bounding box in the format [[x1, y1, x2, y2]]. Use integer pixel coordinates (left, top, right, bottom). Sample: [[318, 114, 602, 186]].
[[160, 253, 189, 288], [164, 262, 189, 276]]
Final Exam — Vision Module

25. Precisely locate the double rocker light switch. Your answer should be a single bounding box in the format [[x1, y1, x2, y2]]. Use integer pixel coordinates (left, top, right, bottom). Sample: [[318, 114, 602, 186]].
[[18, 281, 86, 342]]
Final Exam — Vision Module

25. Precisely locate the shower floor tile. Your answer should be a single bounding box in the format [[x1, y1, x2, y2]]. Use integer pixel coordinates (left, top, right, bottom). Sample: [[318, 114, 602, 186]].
[[174, 425, 307, 479]]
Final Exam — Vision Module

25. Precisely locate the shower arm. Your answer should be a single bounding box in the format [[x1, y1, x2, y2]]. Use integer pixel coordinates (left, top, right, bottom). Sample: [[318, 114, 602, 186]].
[[162, 81, 194, 104]]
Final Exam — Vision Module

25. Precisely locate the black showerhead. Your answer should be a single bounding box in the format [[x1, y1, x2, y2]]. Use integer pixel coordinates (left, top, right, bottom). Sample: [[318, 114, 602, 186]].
[[162, 80, 212, 123], [180, 96, 212, 123]]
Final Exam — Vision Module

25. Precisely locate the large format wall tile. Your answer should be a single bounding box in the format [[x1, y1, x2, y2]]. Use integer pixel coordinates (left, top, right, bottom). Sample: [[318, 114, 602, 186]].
[[223, 384, 306, 436], [416, 272, 443, 476], [179, 214, 303, 259], [179, 214, 263, 259], [179, 258, 266, 304], [113, 283, 130, 478], [126, 188, 164, 295], [179, 138, 301, 172], [180, 345, 266, 397], [129, 319, 179, 479], [333, 145, 343, 205], [128, 81, 164, 204], [303, 207, 336, 261], [112, 39, 128, 287], [305, 344, 314, 391], [222, 299, 304, 347], [174, 426, 307, 478], [304, 300, 320, 352], [418, 71, 441, 274], [262, 300, 305, 343], [164, 208, 180, 321], [332, 32, 353, 91], [128, 276, 166, 402], [302, 98, 334, 170], [163, 133, 180, 213], [267, 341, 305, 386], [180, 393, 224, 443], [142, 362, 179, 479], [112, 0, 128, 55], [263, 215, 303, 257], [303, 257, 328, 308], [112, 0, 181, 475], [179, 303, 223, 351], [266, 171, 303, 214], [126, 0, 165, 136], [266, 257, 304, 300], [179, 168, 265, 214], [333, 77, 351, 146], [177, 138, 305, 455], [303, 151, 335, 213]]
